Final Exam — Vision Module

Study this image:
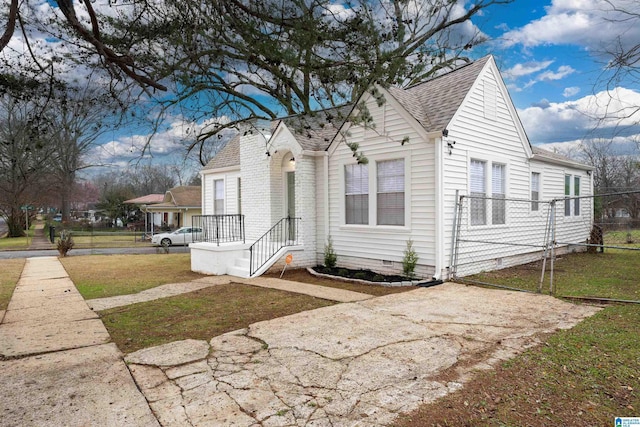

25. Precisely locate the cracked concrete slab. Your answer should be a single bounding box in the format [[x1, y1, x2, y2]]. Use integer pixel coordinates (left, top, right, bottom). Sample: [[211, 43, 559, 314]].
[[0, 256, 158, 426], [0, 343, 159, 427], [126, 282, 601, 426]]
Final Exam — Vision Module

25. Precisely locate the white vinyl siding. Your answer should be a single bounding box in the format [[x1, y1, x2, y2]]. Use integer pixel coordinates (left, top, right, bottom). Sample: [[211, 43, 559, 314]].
[[377, 159, 405, 226], [345, 164, 369, 224], [492, 163, 506, 225], [531, 172, 540, 211], [237, 177, 242, 214], [327, 90, 436, 274], [214, 179, 224, 215], [470, 159, 486, 225]]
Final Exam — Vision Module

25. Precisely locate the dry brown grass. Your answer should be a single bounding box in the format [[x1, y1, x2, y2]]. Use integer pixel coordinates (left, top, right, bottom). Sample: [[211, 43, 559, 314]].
[[60, 253, 205, 299], [0, 258, 25, 310], [100, 283, 335, 353]]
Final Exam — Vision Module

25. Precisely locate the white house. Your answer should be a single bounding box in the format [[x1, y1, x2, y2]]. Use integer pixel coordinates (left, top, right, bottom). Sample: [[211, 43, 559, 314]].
[[192, 55, 593, 279]]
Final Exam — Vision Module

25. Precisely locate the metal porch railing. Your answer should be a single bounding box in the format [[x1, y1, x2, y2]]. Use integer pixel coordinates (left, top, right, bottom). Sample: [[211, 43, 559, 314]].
[[192, 214, 245, 245], [249, 216, 300, 276]]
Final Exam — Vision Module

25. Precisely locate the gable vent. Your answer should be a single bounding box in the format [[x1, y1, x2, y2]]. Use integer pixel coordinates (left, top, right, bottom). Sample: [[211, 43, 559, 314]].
[[484, 80, 497, 121]]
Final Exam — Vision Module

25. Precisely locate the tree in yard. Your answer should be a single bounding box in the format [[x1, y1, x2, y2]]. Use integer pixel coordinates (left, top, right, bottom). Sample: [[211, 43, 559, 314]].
[[1, 0, 512, 163], [95, 184, 136, 227], [0, 97, 56, 236], [579, 137, 640, 220], [48, 87, 115, 222], [121, 0, 512, 158]]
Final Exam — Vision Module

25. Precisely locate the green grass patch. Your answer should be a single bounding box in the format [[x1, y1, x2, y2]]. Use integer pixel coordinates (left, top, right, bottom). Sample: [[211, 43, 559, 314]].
[[0, 258, 25, 310], [60, 253, 204, 299], [469, 250, 640, 301], [395, 304, 640, 426], [100, 284, 335, 353]]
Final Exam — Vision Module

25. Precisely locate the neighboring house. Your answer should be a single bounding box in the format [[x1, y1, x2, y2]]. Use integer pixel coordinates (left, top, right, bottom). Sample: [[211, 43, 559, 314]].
[[124, 193, 165, 233], [193, 55, 593, 278], [145, 186, 202, 232]]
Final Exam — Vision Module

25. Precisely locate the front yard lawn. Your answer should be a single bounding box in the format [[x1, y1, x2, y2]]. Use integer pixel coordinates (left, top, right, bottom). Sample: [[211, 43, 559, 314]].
[[60, 253, 205, 299], [395, 304, 640, 427], [100, 283, 335, 353], [0, 258, 25, 310]]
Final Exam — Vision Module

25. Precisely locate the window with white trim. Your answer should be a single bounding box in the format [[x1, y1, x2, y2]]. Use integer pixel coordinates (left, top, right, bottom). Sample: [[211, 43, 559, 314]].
[[377, 159, 405, 226], [492, 163, 506, 224], [564, 175, 571, 216], [213, 179, 224, 215], [345, 163, 369, 224], [531, 172, 540, 211], [574, 176, 580, 215], [470, 159, 486, 225]]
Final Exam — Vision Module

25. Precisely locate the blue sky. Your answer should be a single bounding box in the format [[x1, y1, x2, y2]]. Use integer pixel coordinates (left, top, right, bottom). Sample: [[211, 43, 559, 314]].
[[478, 0, 640, 150]]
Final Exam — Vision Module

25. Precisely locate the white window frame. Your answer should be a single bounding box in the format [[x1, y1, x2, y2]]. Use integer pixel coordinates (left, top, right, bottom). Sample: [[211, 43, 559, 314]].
[[470, 159, 487, 226], [376, 159, 405, 226], [491, 163, 506, 225], [574, 175, 580, 216], [345, 163, 369, 225], [531, 171, 541, 212], [213, 179, 224, 215], [340, 155, 410, 231], [469, 154, 509, 227]]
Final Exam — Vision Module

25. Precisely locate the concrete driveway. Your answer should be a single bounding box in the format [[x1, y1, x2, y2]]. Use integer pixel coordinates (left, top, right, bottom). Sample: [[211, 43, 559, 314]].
[[125, 283, 600, 426]]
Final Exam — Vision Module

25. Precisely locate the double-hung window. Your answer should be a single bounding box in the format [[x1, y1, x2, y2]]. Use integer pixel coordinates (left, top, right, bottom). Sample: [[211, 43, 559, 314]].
[[377, 159, 405, 226], [345, 164, 369, 224], [492, 163, 506, 224], [213, 179, 224, 215], [574, 176, 580, 215], [531, 172, 540, 211], [564, 175, 571, 216], [470, 159, 487, 225]]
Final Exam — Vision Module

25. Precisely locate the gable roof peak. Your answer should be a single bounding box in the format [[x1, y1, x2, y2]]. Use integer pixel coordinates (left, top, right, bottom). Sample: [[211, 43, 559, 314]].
[[386, 55, 493, 133]]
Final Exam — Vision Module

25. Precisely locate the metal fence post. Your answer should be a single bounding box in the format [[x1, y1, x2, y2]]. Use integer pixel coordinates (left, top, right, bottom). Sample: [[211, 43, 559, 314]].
[[549, 200, 556, 295]]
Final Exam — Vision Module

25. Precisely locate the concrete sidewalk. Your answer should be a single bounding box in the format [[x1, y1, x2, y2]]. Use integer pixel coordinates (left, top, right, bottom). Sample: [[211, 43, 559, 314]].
[[0, 257, 158, 426]]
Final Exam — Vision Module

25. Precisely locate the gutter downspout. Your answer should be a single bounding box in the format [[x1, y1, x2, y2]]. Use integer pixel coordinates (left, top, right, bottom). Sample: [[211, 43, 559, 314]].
[[434, 135, 444, 280]]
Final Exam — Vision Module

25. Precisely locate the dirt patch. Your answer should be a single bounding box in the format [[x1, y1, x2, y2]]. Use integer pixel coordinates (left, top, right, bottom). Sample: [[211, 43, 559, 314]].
[[266, 268, 415, 296]]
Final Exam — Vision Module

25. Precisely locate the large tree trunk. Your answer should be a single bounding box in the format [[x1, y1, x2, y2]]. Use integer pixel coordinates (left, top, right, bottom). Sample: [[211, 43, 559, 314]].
[[6, 208, 25, 237]]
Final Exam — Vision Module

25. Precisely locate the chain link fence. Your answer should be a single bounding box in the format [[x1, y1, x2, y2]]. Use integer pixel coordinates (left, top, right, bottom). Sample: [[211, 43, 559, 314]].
[[451, 191, 640, 303]]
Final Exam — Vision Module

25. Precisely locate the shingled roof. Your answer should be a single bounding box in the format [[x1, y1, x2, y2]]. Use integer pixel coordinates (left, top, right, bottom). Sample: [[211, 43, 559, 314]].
[[202, 134, 240, 170], [203, 56, 492, 170], [531, 146, 593, 170], [279, 104, 354, 151], [388, 56, 490, 133], [148, 186, 201, 208]]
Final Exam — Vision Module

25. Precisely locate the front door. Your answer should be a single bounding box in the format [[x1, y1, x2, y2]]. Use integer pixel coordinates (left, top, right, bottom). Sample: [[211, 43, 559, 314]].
[[286, 171, 295, 218]]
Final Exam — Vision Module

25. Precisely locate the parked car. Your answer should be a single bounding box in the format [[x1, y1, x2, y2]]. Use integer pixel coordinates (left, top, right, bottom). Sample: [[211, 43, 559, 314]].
[[151, 227, 203, 247], [53, 214, 62, 222]]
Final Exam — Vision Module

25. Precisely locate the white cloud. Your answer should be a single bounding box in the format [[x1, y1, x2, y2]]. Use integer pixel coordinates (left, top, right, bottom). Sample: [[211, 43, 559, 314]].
[[522, 65, 575, 89], [519, 86, 640, 144], [503, 60, 554, 79], [563, 86, 580, 97], [501, 0, 640, 56]]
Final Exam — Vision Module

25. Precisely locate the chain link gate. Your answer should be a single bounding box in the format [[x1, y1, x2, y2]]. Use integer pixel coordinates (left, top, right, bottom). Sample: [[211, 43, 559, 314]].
[[451, 191, 640, 303]]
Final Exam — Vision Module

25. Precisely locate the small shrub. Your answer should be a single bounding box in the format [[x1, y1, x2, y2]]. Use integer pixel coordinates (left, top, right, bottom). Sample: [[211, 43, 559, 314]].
[[323, 236, 337, 268], [354, 271, 368, 280], [402, 239, 419, 279], [338, 268, 349, 277], [372, 274, 385, 282], [57, 231, 74, 257]]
